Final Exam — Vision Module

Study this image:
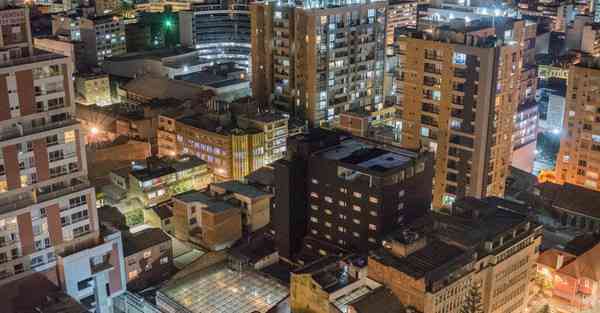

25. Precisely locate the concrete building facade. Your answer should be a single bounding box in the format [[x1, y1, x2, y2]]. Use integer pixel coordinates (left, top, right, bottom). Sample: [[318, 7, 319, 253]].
[[251, 0, 386, 126], [396, 21, 526, 209]]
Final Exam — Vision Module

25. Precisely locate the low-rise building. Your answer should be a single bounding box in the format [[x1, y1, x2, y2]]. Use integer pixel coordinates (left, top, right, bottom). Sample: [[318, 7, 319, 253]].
[[171, 190, 242, 250], [159, 113, 266, 181], [537, 234, 600, 310], [123, 228, 173, 291], [290, 255, 382, 313], [102, 47, 204, 79], [210, 181, 272, 233], [0, 273, 87, 313], [534, 182, 600, 233], [75, 72, 112, 106], [144, 202, 175, 235], [238, 112, 289, 164], [127, 155, 212, 207], [55, 226, 127, 313]]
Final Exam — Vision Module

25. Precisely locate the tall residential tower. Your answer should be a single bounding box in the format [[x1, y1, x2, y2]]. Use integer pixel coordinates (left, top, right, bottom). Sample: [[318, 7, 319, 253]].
[[251, 0, 386, 126], [396, 19, 526, 209]]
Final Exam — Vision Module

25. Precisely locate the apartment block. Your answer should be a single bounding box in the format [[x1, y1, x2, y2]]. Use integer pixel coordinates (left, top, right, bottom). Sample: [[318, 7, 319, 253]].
[[385, 0, 417, 52], [171, 189, 242, 250], [272, 129, 432, 259], [396, 20, 526, 209], [556, 58, 600, 191], [53, 15, 126, 66], [124, 155, 212, 208], [210, 181, 272, 234], [251, 0, 386, 126], [158, 113, 266, 181], [122, 227, 172, 291], [368, 197, 542, 313], [74, 72, 111, 106], [0, 6, 126, 312]]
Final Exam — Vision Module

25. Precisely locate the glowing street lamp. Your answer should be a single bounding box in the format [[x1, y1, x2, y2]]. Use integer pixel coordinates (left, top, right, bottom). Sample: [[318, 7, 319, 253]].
[[91, 127, 99, 135]]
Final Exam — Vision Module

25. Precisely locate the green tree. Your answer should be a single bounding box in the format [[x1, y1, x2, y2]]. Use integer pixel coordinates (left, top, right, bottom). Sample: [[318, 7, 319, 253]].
[[460, 283, 484, 313]]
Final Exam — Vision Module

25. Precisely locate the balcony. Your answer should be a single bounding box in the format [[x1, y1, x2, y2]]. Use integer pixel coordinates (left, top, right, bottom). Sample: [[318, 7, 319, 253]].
[[90, 254, 114, 274], [0, 119, 77, 142], [37, 179, 91, 204]]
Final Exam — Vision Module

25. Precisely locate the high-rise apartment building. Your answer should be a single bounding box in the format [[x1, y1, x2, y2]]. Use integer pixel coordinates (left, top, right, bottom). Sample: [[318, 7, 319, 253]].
[[0, 6, 126, 312], [396, 20, 526, 209], [53, 15, 126, 66], [251, 0, 386, 126], [556, 57, 600, 191], [369, 197, 542, 313]]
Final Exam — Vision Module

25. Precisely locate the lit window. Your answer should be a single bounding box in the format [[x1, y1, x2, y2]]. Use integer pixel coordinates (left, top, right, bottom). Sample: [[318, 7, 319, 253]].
[[325, 209, 332, 215], [353, 192, 362, 198], [353, 232, 360, 238], [368, 237, 376, 243], [325, 222, 332, 228], [324, 196, 333, 203], [399, 190, 405, 197], [310, 192, 319, 198], [339, 214, 347, 220], [340, 188, 347, 194], [143, 250, 151, 259], [339, 201, 347, 207], [127, 270, 138, 280], [325, 234, 332, 240], [353, 205, 361, 212], [370, 211, 378, 216], [310, 217, 318, 223], [160, 257, 169, 265], [453, 52, 466, 65], [64, 130, 76, 143], [369, 224, 377, 230], [369, 197, 379, 204], [311, 205, 319, 211], [353, 219, 360, 224], [311, 178, 319, 184], [311, 229, 318, 235], [338, 226, 346, 233]]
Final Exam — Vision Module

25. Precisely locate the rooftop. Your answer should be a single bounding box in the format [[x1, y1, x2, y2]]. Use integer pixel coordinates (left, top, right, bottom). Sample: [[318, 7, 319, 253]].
[[211, 181, 271, 199], [349, 287, 406, 313], [536, 182, 600, 219], [0, 273, 87, 313], [122, 76, 214, 102], [294, 255, 357, 294], [317, 138, 419, 174], [159, 262, 288, 313], [123, 228, 171, 256], [177, 71, 247, 89], [177, 114, 261, 136], [174, 190, 238, 214], [151, 202, 174, 220], [240, 111, 288, 124], [129, 155, 206, 182]]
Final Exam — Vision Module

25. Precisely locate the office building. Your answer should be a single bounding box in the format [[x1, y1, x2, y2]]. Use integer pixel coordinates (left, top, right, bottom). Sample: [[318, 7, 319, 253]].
[[396, 20, 527, 209], [368, 197, 542, 313], [158, 113, 267, 181], [251, 0, 386, 126], [556, 57, 600, 191], [179, 0, 251, 70]]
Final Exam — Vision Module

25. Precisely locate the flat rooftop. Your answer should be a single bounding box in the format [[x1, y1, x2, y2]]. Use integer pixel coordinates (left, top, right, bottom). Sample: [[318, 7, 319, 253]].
[[370, 239, 466, 280], [212, 181, 271, 199], [174, 190, 238, 214], [159, 262, 288, 313], [317, 139, 418, 174]]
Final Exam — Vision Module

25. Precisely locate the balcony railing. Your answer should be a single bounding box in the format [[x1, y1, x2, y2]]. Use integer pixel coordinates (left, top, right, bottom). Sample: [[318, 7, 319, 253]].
[[0, 119, 77, 142]]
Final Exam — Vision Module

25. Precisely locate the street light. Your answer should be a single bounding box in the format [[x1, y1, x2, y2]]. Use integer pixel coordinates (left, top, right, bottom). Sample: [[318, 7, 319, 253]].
[[91, 127, 99, 135]]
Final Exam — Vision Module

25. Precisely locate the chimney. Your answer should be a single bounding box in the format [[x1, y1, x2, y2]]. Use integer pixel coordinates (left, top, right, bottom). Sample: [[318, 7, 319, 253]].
[[556, 253, 564, 269]]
